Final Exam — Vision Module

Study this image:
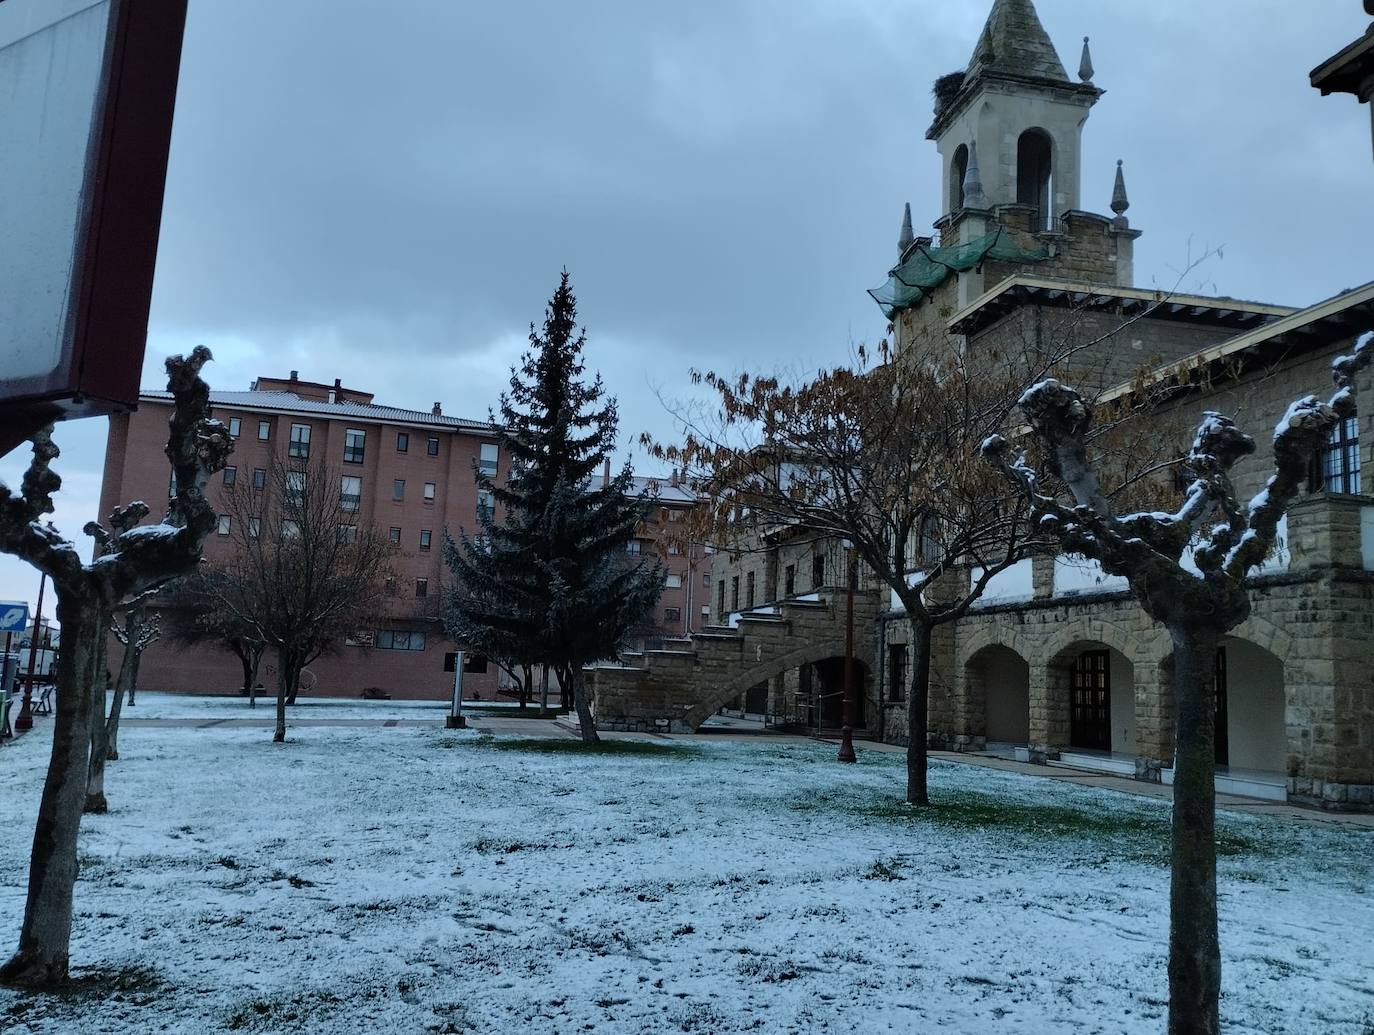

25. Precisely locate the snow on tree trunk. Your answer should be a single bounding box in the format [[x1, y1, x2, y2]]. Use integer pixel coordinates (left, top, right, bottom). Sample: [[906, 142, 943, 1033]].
[[84, 612, 111, 814], [274, 659, 290, 743]]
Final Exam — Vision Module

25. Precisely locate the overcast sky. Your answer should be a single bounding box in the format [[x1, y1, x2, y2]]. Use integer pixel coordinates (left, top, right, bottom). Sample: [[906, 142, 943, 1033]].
[[2, 0, 1371, 615]]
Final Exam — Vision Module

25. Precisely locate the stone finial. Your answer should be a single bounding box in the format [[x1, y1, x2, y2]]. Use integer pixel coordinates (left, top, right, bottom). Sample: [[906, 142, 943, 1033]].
[[1079, 36, 1094, 83], [1111, 159, 1130, 227], [963, 141, 989, 209], [898, 202, 914, 255]]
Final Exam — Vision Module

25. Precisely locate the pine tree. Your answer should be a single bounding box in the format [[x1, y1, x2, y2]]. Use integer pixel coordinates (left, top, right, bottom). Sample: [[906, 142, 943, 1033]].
[[444, 272, 664, 743]]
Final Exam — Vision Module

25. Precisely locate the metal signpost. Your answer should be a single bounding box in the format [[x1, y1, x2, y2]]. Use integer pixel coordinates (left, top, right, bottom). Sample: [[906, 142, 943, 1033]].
[[447, 650, 467, 729], [0, 0, 189, 455], [16, 573, 45, 731], [0, 600, 30, 705]]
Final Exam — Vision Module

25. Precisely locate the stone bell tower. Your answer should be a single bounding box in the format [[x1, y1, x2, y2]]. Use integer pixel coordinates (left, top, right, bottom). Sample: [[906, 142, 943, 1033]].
[[918, 0, 1139, 295]]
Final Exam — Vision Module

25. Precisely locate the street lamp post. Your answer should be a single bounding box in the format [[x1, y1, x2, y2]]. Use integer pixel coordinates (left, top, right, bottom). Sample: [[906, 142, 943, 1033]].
[[446, 649, 467, 729], [15, 572, 45, 732], [838, 542, 857, 764]]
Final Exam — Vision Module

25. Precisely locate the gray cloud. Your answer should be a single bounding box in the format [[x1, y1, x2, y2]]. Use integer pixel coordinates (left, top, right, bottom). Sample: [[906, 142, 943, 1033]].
[[2, 0, 1370, 611]]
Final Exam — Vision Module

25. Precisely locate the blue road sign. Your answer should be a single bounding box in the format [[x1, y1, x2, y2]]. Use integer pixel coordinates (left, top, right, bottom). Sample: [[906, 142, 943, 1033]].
[[0, 602, 29, 634]]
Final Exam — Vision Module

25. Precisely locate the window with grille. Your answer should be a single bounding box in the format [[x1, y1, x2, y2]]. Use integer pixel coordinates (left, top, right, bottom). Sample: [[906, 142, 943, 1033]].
[[289, 423, 311, 459], [1311, 416, 1360, 494], [343, 428, 366, 464]]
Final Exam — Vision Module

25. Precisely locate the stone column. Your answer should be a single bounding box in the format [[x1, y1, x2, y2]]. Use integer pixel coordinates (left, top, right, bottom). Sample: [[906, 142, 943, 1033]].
[[1027, 656, 1069, 763]]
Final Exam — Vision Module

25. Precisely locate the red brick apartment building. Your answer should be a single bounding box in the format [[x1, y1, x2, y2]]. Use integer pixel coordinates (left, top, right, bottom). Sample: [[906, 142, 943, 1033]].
[[99, 372, 705, 700]]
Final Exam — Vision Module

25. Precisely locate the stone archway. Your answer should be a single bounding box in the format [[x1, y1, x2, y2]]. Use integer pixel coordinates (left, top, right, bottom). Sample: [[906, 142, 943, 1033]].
[[1217, 637, 1287, 773], [963, 644, 1031, 747], [1043, 639, 1136, 756]]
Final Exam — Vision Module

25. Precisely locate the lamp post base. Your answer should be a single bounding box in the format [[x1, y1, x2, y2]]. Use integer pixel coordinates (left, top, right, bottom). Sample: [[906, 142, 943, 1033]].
[[837, 725, 857, 763], [445, 715, 467, 729]]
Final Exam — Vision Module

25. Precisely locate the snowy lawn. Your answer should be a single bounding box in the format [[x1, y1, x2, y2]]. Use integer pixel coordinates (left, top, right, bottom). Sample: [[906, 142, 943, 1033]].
[[1, 723, 1372, 1034], [114, 692, 542, 721]]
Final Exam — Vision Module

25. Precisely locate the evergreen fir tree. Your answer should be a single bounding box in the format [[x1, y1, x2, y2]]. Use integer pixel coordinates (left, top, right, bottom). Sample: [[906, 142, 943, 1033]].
[[444, 272, 665, 742]]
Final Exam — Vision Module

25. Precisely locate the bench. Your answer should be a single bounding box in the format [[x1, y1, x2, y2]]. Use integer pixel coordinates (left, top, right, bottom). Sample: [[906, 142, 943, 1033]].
[[1, 693, 13, 739], [33, 683, 53, 716]]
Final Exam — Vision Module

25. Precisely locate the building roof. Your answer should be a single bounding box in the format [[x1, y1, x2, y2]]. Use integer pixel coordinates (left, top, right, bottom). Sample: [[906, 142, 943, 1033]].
[[946, 275, 1298, 337], [1310, 23, 1374, 97], [630, 475, 697, 505], [139, 389, 496, 434], [967, 0, 1069, 84], [1097, 280, 1374, 406]]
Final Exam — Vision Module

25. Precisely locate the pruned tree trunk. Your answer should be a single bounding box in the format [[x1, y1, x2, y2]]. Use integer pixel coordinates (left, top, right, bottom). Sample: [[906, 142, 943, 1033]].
[[571, 667, 599, 744], [247, 646, 262, 710], [540, 664, 549, 716], [274, 660, 289, 743], [0, 598, 98, 986], [519, 663, 531, 710], [1168, 623, 1221, 1035], [85, 611, 119, 813], [905, 619, 932, 806]]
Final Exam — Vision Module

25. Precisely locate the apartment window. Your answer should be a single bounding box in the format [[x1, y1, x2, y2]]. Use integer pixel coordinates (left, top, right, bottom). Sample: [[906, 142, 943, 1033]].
[[343, 428, 366, 464], [228, 417, 241, 438], [812, 553, 825, 588], [1312, 416, 1361, 494], [393, 479, 405, 501], [477, 488, 493, 522], [376, 630, 425, 651], [667, 542, 681, 556], [248, 518, 260, 539], [252, 468, 266, 490], [419, 529, 432, 551], [257, 420, 270, 440], [282, 519, 300, 538], [746, 572, 755, 609], [337, 524, 358, 544], [396, 432, 409, 453], [703, 572, 711, 586], [340, 476, 361, 511], [701, 605, 711, 620], [289, 423, 311, 459], [626, 540, 641, 555], [424, 482, 436, 503], [389, 527, 401, 544], [223, 466, 237, 487], [888, 645, 908, 703], [416, 577, 429, 598], [285, 471, 305, 508], [427, 436, 439, 456], [666, 574, 683, 589], [730, 576, 740, 611], [718, 581, 726, 615], [216, 515, 231, 536], [784, 565, 796, 597], [479, 442, 498, 477], [668, 510, 682, 522], [665, 607, 682, 624]]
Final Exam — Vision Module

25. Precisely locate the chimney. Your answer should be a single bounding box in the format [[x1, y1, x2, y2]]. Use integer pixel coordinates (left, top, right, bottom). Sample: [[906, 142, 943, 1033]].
[[432, 402, 442, 416], [602, 459, 611, 486], [289, 370, 298, 382], [670, 468, 679, 487], [328, 377, 341, 404]]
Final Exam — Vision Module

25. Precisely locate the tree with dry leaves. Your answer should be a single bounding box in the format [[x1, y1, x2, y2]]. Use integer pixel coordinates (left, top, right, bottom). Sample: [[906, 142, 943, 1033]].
[[981, 335, 1372, 1035], [0, 348, 233, 988]]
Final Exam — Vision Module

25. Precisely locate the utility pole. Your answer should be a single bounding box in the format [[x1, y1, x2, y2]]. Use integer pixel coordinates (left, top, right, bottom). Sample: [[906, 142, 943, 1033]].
[[15, 573, 45, 732]]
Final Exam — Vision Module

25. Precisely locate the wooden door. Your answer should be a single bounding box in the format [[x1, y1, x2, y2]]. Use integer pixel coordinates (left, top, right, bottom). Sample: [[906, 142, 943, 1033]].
[[1070, 651, 1112, 751]]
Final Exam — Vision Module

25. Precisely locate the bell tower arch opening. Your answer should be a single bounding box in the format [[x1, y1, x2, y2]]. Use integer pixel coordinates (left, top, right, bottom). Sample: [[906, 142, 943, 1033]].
[[1016, 129, 1054, 230], [950, 143, 969, 212]]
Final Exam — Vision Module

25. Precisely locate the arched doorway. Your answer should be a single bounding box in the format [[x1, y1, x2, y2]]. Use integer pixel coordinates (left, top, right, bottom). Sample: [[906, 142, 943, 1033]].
[[1048, 643, 1135, 754], [1217, 638, 1286, 773], [811, 656, 869, 729], [965, 645, 1030, 747]]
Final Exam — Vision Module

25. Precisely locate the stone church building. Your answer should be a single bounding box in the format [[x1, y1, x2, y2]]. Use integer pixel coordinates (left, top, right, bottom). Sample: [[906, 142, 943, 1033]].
[[590, 0, 1374, 811]]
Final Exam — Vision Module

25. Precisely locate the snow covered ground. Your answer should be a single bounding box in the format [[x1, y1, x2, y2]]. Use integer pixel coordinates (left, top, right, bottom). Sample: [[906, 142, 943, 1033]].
[[1, 720, 1372, 1034]]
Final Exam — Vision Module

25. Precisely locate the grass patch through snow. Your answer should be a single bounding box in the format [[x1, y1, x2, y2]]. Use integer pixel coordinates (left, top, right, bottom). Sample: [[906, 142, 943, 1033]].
[[444, 733, 703, 758]]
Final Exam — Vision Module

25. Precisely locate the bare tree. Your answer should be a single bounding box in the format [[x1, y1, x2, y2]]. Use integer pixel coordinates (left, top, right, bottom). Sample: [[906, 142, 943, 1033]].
[[209, 457, 396, 742], [652, 337, 1176, 804], [0, 348, 232, 988], [84, 601, 159, 812], [981, 335, 1371, 1035], [164, 571, 268, 707]]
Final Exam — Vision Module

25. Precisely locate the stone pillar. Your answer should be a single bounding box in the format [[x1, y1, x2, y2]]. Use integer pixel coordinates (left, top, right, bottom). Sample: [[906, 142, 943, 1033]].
[[1109, 227, 1141, 288], [1287, 494, 1366, 569], [1133, 655, 1173, 783], [1032, 552, 1056, 599], [1027, 656, 1069, 763]]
